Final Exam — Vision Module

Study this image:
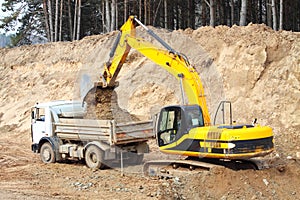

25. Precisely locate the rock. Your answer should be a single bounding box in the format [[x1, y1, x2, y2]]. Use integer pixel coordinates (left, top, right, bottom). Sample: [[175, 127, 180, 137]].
[[296, 152, 300, 159], [287, 156, 293, 160], [87, 182, 93, 187], [156, 189, 161, 197], [82, 185, 89, 189], [74, 182, 81, 186], [93, 175, 99, 179], [52, 192, 59, 196], [147, 192, 153, 197], [173, 177, 181, 185], [162, 182, 169, 187], [263, 179, 269, 186], [256, 191, 263, 197], [276, 165, 286, 172]]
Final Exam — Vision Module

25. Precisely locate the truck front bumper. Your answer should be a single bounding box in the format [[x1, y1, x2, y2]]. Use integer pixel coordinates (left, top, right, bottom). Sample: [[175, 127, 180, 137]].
[[31, 143, 39, 153]]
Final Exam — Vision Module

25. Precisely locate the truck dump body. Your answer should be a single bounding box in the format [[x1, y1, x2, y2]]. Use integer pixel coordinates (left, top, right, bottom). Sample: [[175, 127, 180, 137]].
[[55, 118, 154, 145]]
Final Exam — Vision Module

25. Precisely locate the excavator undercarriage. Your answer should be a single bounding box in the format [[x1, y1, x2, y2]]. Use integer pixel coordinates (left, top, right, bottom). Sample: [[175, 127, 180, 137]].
[[143, 157, 273, 177]]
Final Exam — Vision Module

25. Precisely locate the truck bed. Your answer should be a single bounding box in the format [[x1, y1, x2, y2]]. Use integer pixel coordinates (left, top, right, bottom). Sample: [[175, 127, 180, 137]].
[[55, 118, 154, 145]]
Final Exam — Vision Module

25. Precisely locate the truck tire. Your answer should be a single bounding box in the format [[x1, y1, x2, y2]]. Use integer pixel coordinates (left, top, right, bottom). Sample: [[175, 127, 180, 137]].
[[85, 145, 105, 169], [40, 142, 56, 163]]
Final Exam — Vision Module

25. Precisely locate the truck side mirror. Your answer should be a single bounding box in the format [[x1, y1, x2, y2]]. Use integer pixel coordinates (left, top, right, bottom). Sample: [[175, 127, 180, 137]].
[[31, 111, 35, 119]]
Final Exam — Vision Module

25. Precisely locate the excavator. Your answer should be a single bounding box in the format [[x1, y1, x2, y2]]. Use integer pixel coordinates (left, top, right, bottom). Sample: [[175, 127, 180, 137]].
[[92, 16, 274, 171]]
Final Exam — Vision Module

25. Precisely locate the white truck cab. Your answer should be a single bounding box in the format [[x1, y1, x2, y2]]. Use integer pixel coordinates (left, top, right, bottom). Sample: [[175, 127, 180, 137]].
[[31, 100, 86, 150]]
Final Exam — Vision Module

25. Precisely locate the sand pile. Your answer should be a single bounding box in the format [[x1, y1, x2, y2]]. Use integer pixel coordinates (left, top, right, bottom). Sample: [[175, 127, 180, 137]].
[[0, 23, 299, 155], [83, 87, 139, 122], [0, 23, 299, 200], [186, 24, 300, 154]]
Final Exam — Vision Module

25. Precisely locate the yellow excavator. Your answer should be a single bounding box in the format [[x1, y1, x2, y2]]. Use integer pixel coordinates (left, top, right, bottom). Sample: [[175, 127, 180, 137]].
[[96, 16, 274, 168]]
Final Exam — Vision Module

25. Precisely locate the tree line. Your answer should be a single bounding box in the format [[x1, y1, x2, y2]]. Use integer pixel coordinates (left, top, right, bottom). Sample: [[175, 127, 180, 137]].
[[1, 0, 300, 46]]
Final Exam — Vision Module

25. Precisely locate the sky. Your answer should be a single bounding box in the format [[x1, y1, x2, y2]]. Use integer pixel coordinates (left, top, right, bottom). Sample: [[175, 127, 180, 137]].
[[0, 2, 4, 35], [0, 0, 21, 35], [0, 0, 7, 34], [0, 0, 4, 18]]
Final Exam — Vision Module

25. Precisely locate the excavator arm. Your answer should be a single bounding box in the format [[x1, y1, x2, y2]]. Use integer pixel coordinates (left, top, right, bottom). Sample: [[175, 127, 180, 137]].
[[100, 16, 211, 126], [101, 16, 136, 87]]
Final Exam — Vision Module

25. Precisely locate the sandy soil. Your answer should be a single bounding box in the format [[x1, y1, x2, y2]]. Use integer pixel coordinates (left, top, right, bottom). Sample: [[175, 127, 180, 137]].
[[0, 23, 299, 199]]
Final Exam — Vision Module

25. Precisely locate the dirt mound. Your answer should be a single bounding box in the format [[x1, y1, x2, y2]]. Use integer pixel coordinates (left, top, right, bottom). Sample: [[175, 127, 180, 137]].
[[0, 23, 299, 199], [186, 24, 300, 156], [83, 87, 139, 122]]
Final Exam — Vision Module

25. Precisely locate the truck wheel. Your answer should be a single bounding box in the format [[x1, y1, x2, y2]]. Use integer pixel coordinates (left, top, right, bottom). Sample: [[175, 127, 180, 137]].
[[40, 142, 55, 163], [85, 145, 105, 169]]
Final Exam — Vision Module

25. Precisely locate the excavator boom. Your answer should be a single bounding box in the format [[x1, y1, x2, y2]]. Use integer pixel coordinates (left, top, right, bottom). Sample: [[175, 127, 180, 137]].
[[100, 16, 211, 126]]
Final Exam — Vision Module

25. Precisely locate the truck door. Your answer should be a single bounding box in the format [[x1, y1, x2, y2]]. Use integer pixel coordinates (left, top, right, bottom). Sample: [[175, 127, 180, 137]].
[[31, 107, 46, 144]]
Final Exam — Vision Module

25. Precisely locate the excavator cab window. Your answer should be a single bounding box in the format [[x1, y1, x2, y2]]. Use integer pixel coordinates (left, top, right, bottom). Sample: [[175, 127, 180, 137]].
[[157, 105, 204, 147], [157, 107, 182, 146], [184, 105, 204, 129]]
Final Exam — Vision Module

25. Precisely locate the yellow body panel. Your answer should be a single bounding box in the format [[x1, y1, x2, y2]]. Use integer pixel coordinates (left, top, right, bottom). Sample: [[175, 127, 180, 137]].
[[159, 125, 274, 159], [188, 125, 273, 141]]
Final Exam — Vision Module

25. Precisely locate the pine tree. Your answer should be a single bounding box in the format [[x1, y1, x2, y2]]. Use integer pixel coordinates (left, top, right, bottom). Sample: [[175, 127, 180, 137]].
[[1, 0, 47, 46], [2, 0, 300, 47]]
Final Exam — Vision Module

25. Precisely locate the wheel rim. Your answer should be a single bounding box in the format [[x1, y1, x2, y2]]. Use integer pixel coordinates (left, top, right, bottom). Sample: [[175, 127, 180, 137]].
[[90, 153, 97, 163], [43, 148, 51, 161]]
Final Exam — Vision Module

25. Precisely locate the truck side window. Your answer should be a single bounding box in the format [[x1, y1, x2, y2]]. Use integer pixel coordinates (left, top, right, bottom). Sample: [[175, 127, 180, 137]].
[[36, 108, 45, 121]]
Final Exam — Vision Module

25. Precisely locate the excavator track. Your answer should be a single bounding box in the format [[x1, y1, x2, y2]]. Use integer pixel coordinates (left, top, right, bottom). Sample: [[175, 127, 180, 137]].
[[143, 159, 219, 176], [143, 158, 266, 177]]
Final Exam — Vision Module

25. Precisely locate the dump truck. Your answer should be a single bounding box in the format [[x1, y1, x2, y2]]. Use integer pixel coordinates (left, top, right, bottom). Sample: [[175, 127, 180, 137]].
[[31, 100, 154, 169]]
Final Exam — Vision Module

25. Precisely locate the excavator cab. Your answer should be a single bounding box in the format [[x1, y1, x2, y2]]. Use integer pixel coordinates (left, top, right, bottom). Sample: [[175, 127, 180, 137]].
[[157, 105, 204, 147]]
